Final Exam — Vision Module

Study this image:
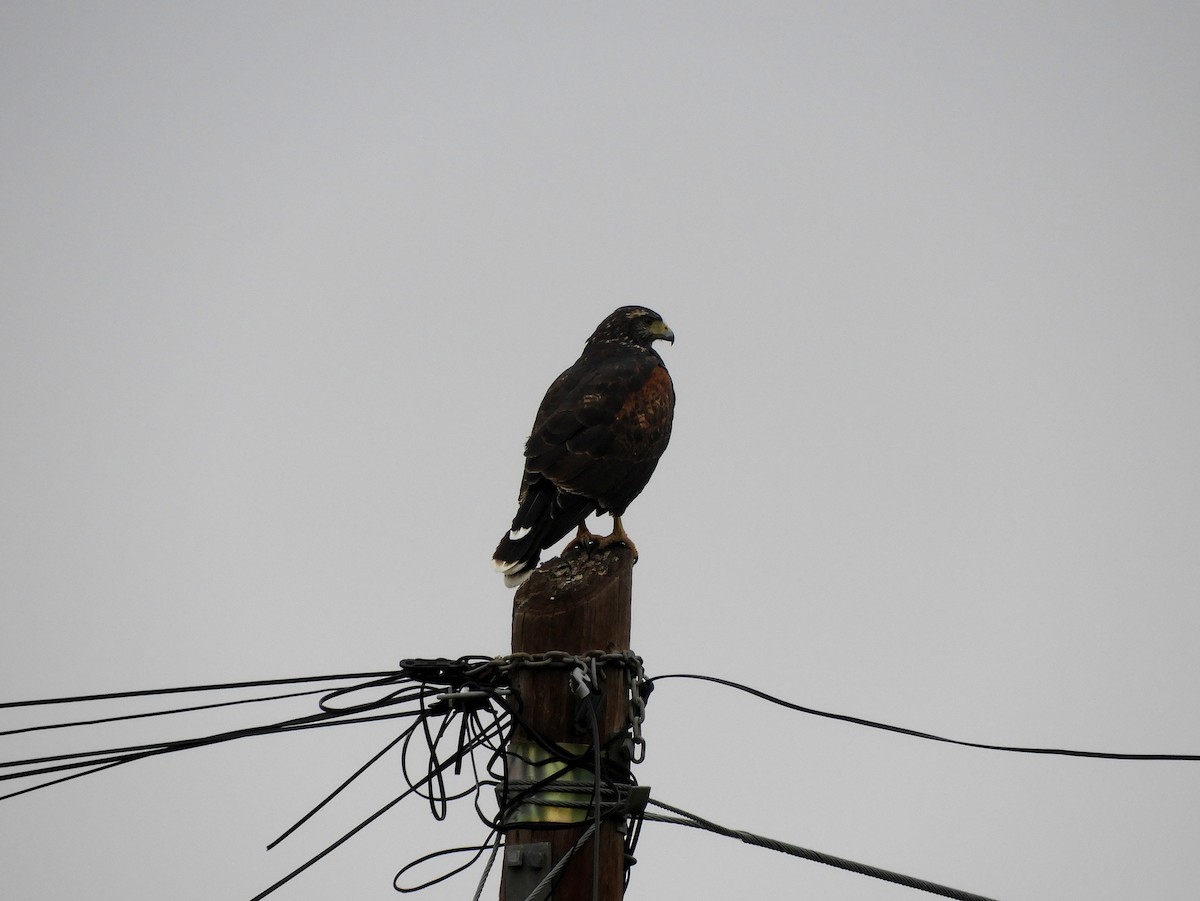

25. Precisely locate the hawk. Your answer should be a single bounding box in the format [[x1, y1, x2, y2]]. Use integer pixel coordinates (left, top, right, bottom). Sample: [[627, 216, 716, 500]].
[[492, 306, 675, 587]]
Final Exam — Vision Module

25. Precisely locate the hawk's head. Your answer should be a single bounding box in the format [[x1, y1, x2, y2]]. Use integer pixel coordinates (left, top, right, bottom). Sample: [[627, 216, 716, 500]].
[[588, 306, 675, 349]]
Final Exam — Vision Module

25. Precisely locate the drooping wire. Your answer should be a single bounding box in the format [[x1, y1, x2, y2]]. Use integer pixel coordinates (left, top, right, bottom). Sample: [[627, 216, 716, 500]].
[[251, 657, 540, 898], [0, 658, 514, 804], [643, 797, 1000, 901], [253, 708, 511, 901], [0, 683, 432, 801], [647, 672, 1200, 761], [2, 656, 630, 899], [0, 684, 338, 738], [394, 840, 501, 895], [520, 819, 603, 901], [570, 660, 606, 901], [266, 715, 426, 850], [0, 671, 399, 711], [589, 687, 603, 901], [391, 655, 644, 901], [14, 655, 1144, 901], [256, 656, 622, 900], [470, 834, 504, 901]]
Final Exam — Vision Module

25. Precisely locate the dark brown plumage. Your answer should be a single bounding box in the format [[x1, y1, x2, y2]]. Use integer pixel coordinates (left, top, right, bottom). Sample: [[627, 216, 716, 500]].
[[492, 306, 675, 587]]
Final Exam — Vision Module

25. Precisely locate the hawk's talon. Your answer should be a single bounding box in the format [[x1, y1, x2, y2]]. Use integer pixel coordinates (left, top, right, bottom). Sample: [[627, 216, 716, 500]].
[[563, 523, 601, 555], [594, 516, 638, 562]]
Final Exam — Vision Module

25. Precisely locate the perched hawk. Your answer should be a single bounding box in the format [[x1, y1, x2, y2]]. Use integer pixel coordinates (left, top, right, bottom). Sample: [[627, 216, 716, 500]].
[[492, 306, 675, 587]]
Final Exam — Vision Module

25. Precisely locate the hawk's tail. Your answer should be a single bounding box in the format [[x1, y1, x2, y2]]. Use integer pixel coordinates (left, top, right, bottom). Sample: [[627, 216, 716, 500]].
[[491, 529, 542, 589], [492, 484, 592, 588]]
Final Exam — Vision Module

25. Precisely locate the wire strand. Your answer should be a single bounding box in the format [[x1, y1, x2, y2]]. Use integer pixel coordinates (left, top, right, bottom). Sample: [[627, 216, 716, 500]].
[[0, 672, 399, 710], [646, 798, 1000, 901], [647, 672, 1200, 761]]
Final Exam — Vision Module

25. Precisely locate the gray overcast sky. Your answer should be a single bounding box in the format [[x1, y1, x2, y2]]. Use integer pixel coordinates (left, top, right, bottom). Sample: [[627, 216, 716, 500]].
[[2, 3, 1198, 899]]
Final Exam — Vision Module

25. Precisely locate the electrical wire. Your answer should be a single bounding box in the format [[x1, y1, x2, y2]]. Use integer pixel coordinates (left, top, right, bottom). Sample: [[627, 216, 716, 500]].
[[0, 671, 398, 710], [252, 710, 510, 901], [0, 658, 507, 803], [470, 834, 504, 901], [0, 685, 337, 738], [647, 672, 1200, 761], [0, 692, 432, 801], [394, 839, 501, 895], [265, 718, 422, 850], [8, 656, 1190, 901], [644, 797, 1000, 901]]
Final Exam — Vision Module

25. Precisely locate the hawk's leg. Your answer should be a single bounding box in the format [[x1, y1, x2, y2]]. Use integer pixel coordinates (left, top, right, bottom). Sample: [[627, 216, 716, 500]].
[[596, 515, 638, 562], [563, 521, 602, 554]]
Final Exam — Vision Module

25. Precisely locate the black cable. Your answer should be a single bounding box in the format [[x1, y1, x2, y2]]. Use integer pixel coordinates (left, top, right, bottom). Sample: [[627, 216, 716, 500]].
[[648, 672, 1200, 761], [0, 698, 428, 782], [251, 711, 510, 901], [0, 708, 431, 804], [266, 718, 424, 850], [0, 675, 446, 802], [0, 685, 336, 737], [646, 797, 1000, 901], [1, 657, 583, 898], [393, 840, 499, 894], [259, 676, 522, 898], [0, 671, 399, 709], [0, 758, 127, 802], [586, 673, 603, 901], [5, 655, 1076, 901]]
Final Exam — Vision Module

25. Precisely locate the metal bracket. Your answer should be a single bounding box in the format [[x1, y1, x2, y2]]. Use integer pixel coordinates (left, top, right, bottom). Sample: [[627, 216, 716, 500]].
[[503, 740, 592, 825], [624, 784, 651, 816], [504, 841, 553, 901]]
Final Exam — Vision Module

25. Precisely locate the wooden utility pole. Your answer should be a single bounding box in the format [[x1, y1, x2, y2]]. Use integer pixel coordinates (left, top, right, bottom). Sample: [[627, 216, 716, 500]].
[[500, 542, 635, 901]]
